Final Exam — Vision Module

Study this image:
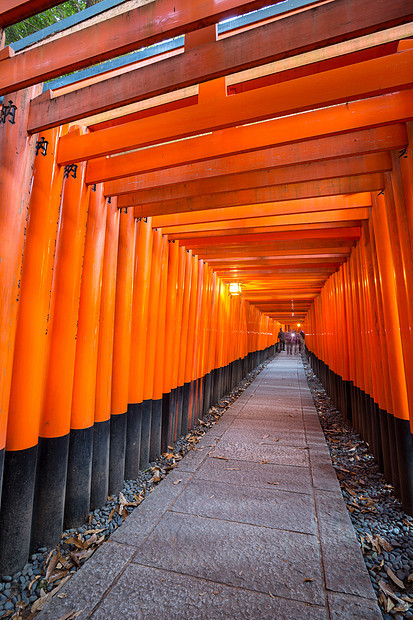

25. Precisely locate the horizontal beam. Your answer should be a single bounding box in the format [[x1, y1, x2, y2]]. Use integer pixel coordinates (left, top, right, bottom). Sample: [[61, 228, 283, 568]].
[[124, 174, 383, 217], [177, 227, 361, 247], [0, 0, 275, 96], [86, 90, 413, 184], [0, 0, 67, 27], [118, 153, 391, 205], [161, 208, 370, 236], [152, 194, 370, 228], [170, 221, 363, 239], [27, 0, 413, 130], [105, 124, 407, 195], [57, 49, 413, 162]]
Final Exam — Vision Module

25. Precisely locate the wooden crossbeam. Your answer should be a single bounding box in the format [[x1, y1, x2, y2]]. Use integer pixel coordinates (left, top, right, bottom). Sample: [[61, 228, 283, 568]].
[[176, 227, 361, 248], [152, 195, 370, 228], [85, 91, 413, 184], [0, 0, 67, 27], [0, 0, 277, 95], [26, 0, 413, 131], [57, 50, 413, 164], [115, 154, 390, 205], [104, 125, 406, 196], [126, 175, 382, 217]]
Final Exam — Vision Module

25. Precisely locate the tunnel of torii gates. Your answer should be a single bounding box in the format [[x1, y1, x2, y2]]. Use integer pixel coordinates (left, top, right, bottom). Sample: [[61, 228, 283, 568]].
[[0, 0, 412, 574]]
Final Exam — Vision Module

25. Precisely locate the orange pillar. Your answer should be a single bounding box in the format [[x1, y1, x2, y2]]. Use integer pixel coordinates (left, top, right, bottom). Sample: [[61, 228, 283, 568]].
[[0, 123, 63, 571], [0, 87, 41, 570], [162, 239, 179, 450], [92, 199, 120, 508], [34, 130, 90, 544], [178, 250, 193, 437], [171, 246, 187, 442], [126, 216, 152, 479], [371, 191, 412, 511], [109, 209, 135, 494], [140, 228, 162, 467], [151, 235, 168, 460], [65, 182, 107, 526]]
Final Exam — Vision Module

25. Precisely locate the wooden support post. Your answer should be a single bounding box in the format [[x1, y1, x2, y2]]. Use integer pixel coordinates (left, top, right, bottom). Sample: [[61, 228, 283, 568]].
[[151, 235, 168, 460], [0, 125, 63, 571], [140, 228, 162, 468], [125, 217, 152, 478], [66, 183, 107, 526], [162, 240, 179, 451], [92, 199, 120, 509], [109, 209, 135, 495], [30, 130, 90, 551]]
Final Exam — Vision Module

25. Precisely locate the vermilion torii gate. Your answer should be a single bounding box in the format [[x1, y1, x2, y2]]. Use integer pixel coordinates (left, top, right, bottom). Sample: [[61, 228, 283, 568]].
[[0, 0, 413, 575]]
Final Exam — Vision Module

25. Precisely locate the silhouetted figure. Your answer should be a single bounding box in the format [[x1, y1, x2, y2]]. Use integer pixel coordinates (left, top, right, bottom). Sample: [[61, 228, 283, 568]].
[[278, 327, 286, 351], [285, 330, 293, 355]]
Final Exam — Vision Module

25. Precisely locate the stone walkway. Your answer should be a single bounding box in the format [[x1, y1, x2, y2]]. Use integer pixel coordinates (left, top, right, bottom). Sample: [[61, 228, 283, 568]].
[[38, 354, 381, 619]]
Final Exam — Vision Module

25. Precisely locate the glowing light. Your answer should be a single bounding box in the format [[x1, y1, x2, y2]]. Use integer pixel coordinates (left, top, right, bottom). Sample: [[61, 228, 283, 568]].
[[229, 282, 241, 295]]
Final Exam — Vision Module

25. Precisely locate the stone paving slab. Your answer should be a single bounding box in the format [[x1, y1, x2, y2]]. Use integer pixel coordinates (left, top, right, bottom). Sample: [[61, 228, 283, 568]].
[[39, 353, 381, 619], [171, 478, 316, 534], [217, 425, 307, 447], [314, 489, 376, 599], [135, 511, 325, 605], [327, 592, 382, 620], [37, 542, 135, 619], [211, 439, 310, 466], [193, 455, 313, 494], [91, 563, 328, 620]]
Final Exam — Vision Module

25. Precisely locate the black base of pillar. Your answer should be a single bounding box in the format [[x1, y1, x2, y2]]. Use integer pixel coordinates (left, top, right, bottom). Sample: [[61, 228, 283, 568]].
[[181, 382, 191, 437], [108, 413, 127, 496], [140, 400, 152, 470], [0, 448, 4, 513], [393, 417, 413, 516], [150, 399, 162, 462], [90, 420, 110, 510], [64, 426, 93, 529], [161, 392, 171, 454], [175, 385, 183, 444], [0, 445, 37, 574], [31, 435, 69, 552], [125, 403, 142, 480]]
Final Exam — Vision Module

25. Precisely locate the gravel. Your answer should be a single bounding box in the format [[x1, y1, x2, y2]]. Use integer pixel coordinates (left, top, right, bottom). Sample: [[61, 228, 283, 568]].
[[303, 355, 413, 619], [0, 360, 271, 619]]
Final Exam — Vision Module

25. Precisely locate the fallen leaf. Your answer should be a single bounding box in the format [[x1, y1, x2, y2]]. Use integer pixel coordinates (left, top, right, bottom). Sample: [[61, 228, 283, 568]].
[[267, 481, 279, 486], [65, 536, 84, 550], [408, 573, 413, 583], [213, 590, 219, 595], [304, 578, 314, 583], [387, 567, 405, 589], [173, 479, 182, 485], [48, 569, 69, 584], [212, 456, 228, 461], [45, 551, 59, 581], [259, 460, 269, 464], [31, 575, 71, 613], [57, 593, 67, 599], [273, 438, 279, 443], [393, 603, 411, 613], [108, 507, 116, 523], [84, 534, 97, 549], [262, 434, 270, 439], [199, 592, 207, 596], [225, 467, 240, 471], [379, 580, 404, 604], [268, 591, 276, 599], [28, 575, 41, 594], [57, 611, 83, 620]]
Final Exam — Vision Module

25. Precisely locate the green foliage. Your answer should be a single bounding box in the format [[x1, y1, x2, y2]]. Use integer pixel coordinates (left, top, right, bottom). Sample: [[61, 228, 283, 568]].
[[5, 1, 103, 45]]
